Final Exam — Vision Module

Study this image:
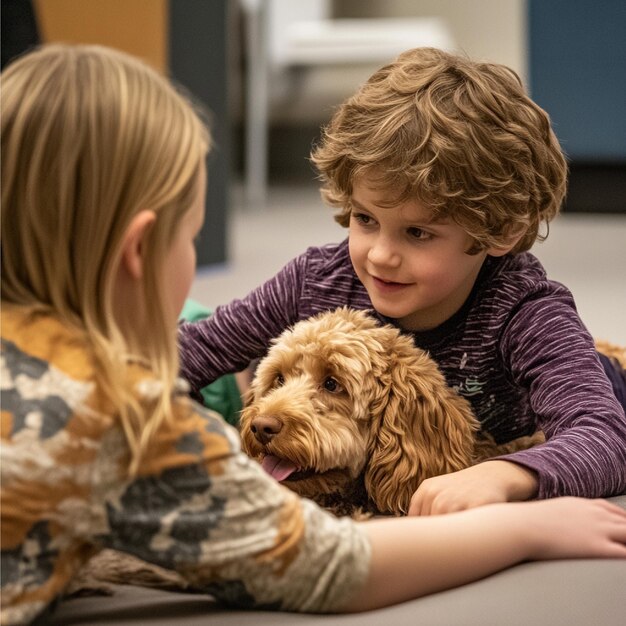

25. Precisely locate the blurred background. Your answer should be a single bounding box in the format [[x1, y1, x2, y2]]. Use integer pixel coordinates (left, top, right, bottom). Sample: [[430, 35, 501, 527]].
[[2, 0, 625, 342]]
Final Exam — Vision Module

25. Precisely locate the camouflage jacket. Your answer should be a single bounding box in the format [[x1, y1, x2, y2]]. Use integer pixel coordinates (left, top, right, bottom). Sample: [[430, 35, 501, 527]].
[[0, 307, 369, 625]]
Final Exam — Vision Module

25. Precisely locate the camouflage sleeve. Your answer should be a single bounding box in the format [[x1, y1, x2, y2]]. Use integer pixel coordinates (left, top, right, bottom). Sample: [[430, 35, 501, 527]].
[[96, 404, 371, 613]]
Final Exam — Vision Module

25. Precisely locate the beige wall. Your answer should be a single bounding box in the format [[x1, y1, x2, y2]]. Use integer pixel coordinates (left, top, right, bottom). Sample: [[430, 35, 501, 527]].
[[34, 0, 167, 73], [269, 0, 528, 124], [337, 0, 528, 83]]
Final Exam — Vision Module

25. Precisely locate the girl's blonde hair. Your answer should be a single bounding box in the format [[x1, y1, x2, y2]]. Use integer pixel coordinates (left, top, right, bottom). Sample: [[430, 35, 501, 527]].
[[1, 44, 210, 472], [311, 47, 568, 254]]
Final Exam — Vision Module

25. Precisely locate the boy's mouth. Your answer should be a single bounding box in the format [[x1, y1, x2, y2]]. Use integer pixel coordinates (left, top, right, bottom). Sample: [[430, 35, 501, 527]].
[[372, 276, 409, 291]]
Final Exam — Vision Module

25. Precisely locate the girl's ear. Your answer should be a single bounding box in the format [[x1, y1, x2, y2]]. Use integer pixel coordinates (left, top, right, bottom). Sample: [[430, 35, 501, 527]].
[[120, 210, 157, 280]]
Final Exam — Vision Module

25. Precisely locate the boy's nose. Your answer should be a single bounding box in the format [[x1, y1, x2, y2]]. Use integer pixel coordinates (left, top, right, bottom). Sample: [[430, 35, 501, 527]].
[[367, 239, 401, 267]]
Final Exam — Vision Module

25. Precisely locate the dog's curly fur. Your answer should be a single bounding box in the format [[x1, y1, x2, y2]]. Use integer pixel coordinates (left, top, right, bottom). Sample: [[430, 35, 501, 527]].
[[240, 307, 543, 516]]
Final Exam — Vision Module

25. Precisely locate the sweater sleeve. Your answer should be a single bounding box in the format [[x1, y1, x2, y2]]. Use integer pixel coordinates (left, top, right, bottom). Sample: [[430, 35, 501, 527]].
[[98, 402, 371, 613], [498, 292, 626, 498], [178, 253, 307, 394]]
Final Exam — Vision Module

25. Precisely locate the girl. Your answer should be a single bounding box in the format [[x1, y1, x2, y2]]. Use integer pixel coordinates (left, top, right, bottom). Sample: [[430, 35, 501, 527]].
[[2, 44, 625, 626]]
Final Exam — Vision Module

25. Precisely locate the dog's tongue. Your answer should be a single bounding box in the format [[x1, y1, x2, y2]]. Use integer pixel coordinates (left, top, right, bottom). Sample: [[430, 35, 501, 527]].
[[261, 455, 298, 481]]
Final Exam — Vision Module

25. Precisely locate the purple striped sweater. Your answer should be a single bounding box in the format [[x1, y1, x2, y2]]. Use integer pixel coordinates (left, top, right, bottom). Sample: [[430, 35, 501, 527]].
[[179, 239, 626, 499]]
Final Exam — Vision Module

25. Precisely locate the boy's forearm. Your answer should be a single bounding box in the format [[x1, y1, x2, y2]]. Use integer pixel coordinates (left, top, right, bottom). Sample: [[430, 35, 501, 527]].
[[498, 433, 626, 499], [408, 459, 540, 516], [482, 460, 539, 501]]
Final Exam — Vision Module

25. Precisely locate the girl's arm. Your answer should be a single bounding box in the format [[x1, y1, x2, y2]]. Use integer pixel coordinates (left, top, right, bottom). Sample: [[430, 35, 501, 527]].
[[103, 402, 626, 613], [99, 394, 626, 614], [343, 498, 626, 612]]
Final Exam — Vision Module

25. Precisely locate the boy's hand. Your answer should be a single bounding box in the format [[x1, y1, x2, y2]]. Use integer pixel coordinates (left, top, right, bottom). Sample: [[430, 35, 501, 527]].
[[408, 460, 539, 516]]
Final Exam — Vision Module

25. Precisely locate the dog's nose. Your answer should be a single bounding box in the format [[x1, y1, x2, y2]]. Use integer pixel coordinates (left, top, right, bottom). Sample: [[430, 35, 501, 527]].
[[250, 415, 282, 444]]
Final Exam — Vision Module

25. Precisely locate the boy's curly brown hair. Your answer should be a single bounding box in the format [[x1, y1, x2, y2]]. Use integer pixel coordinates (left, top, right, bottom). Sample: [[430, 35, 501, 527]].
[[310, 47, 567, 254]]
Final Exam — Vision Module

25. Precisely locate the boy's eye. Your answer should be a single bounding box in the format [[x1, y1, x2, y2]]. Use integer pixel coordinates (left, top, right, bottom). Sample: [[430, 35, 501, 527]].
[[353, 212, 374, 226], [408, 227, 430, 240], [322, 376, 342, 393]]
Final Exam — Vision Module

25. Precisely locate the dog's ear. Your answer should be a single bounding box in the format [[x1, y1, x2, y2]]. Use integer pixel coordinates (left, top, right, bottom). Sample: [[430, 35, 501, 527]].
[[364, 330, 479, 515]]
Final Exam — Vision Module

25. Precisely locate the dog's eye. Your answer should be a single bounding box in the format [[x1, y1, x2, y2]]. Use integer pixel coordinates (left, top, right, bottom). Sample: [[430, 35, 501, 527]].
[[275, 373, 285, 387], [322, 377, 341, 393]]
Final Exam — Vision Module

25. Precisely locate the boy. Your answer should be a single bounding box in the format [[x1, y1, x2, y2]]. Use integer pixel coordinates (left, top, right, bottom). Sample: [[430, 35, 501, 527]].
[[179, 47, 626, 515]]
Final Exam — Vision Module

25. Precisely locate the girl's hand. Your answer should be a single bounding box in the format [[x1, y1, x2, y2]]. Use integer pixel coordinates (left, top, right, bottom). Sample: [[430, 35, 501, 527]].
[[523, 497, 626, 560], [408, 460, 539, 516]]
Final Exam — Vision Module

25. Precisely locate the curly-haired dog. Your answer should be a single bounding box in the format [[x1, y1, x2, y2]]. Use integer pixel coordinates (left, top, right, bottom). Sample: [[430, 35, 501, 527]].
[[240, 307, 543, 516], [70, 309, 623, 592]]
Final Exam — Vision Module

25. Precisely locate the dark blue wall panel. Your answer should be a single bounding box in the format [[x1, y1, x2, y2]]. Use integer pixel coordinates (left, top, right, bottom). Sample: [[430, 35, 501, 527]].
[[169, 0, 230, 266], [529, 0, 626, 161]]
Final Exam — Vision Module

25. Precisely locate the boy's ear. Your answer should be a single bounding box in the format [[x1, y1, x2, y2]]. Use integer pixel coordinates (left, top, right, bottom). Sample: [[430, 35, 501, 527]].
[[120, 210, 157, 280]]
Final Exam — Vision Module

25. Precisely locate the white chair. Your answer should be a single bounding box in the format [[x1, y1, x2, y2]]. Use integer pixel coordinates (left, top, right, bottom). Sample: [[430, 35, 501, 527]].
[[240, 0, 456, 207]]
